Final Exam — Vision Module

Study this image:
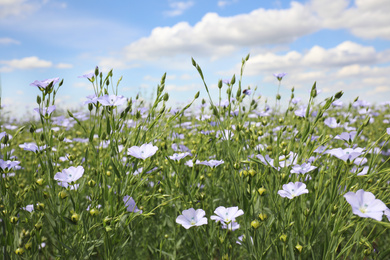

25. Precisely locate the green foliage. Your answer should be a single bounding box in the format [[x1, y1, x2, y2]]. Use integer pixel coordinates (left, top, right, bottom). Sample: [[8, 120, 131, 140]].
[[1, 57, 390, 259]]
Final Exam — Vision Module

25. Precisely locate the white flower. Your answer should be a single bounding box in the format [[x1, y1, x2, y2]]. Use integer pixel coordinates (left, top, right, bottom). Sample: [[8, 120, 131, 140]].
[[278, 182, 308, 199], [344, 189, 387, 221], [176, 208, 207, 229], [127, 143, 158, 160], [54, 166, 84, 183]]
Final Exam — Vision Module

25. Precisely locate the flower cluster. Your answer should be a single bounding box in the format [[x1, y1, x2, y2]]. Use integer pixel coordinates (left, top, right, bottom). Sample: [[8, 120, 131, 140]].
[[176, 206, 244, 230]]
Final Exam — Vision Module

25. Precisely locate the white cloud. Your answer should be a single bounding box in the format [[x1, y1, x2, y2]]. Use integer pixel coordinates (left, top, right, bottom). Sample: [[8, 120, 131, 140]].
[[368, 86, 390, 95], [245, 41, 389, 75], [110, 2, 320, 66], [218, 0, 239, 7], [166, 83, 201, 91], [309, 0, 390, 40], [0, 37, 20, 45], [234, 41, 390, 104], [164, 1, 194, 17], [0, 56, 52, 72], [0, 0, 40, 19], [56, 63, 73, 69]]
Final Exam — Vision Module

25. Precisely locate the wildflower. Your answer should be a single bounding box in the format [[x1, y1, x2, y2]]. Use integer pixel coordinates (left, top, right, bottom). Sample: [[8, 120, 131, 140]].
[[384, 208, 390, 221], [169, 152, 191, 161], [324, 117, 340, 128], [236, 234, 253, 245], [123, 195, 142, 213], [0, 159, 20, 171], [22, 205, 34, 212], [210, 206, 244, 230], [171, 143, 191, 152], [273, 73, 287, 81], [97, 94, 126, 107], [78, 72, 94, 79], [278, 182, 308, 199], [19, 142, 39, 152], [84, 94, 98, 105], [326, 147, 364, 162], [350, 166, 369, 176], [127, 143, 158, 160], [290, 163, 317, 174], [332, 100, 343, 107], [291, 97, 301, 104], [175, 208, 207, 229], [335, 131, 357, 142], [33, 105, 56, 116], [243, 89, 252, 95], [344, 189, 387, 221], [54, 166, 84, 183], [196, 159, 224, 168], [30, 77, 59, 89], [387, 128, 390, 135]]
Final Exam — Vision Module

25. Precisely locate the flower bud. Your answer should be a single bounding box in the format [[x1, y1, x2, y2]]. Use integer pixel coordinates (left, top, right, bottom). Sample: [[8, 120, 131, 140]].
[[35, 178, 44, 186], [58, 190, 68, 199], [90, 208, 99, 217], [10, 216, 18, 224], [251, 220, 260, 229], [15, 248, 24, 255], [88, 180, 96, 187], [280, 234, 287, 242], [295, 243, 303, 253], [334, 91, 343, 99], [71, 213, 80, 223], [103, 216, 112, 225], [230, 74, 236, 85], [35, 222, 43, 230], [218, 79, 223, 89], [258, 213, 267, 221], [36, 202, 45, 211], [258, 187, 266, 196]]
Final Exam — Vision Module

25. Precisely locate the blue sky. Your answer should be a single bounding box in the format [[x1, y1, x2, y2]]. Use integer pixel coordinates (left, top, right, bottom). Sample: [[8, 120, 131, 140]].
[[1, 0, 390, 117]]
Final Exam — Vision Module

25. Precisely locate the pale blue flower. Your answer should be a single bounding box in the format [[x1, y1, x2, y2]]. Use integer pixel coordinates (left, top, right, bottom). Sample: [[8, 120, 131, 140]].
[[22, 204, 34, 212], [278, 182, 308, 199], [273, 73, 287, 81], [98, 94, 126, 107], [344, 189, 387, 221], [290, 163, 317, 174], [169, 152, 191, 161], [324, 117, 340, 128], [123, 196, 142, 213], [34, 105, 56, 116], [176, 208, 207, 229], [30, 77, 59, 89], [197, 159, 224, 168], [54, 166, 84, 183], [127, 143, 158, 160], [335, 131, 357, 142], [326, 147, 364, 162], [210, 206, 244, 230], [78, 72, 94, 79]]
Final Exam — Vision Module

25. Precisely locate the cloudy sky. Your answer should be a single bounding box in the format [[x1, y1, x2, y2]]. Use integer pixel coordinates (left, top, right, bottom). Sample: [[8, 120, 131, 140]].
[[1, 0, 390, 116]]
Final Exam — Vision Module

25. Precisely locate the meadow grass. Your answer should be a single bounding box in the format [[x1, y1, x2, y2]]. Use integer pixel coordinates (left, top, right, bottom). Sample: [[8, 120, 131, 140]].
[[1, 57, 390, 259]]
